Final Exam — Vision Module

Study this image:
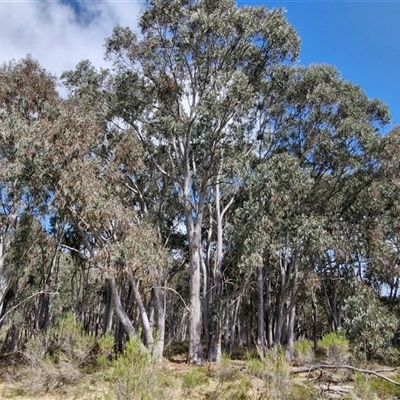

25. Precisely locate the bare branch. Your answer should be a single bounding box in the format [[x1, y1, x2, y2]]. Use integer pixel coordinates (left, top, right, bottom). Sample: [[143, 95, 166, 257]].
[[292, 364, 400, 387]]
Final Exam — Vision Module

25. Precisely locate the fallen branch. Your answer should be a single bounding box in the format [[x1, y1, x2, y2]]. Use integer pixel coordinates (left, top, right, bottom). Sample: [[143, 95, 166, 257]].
[[319, 385, 354, 393], [292, 364, 400, 387]]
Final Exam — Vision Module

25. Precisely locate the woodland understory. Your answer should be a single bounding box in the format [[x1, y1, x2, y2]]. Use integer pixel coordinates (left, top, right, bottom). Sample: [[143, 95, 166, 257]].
[[1, 3, 400, 393]]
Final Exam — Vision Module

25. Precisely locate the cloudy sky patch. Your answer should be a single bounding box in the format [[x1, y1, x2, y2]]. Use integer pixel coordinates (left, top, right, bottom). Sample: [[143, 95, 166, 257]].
[[1, 0, 399, 126], [0, 0, 143, 78]]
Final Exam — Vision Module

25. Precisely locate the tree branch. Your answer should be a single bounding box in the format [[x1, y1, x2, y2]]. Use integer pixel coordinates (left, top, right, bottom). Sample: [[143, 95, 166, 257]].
[[292, 364, 400, 387]]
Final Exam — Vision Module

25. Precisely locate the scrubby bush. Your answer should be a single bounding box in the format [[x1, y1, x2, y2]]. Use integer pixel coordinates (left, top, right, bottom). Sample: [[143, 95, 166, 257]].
[[18, 312, 95, 392], [317, 331, 350, 364], [182, 367, 209, 389], [293, 338, 314, 364], [247, 348, 292, 400], [49, 312, 95, 366], [96, 331, 115, 369], [343, 284, 398, 360], [107, 337, 167, 400]]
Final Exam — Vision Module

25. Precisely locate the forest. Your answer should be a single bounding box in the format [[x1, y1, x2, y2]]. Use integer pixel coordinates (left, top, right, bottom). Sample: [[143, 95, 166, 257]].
[[1, 0, 400, 398]]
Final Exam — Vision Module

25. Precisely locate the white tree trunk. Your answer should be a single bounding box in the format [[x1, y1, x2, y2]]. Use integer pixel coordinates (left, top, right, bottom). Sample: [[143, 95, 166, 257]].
[[187, 222, 203, 364], [130, 275, 153, 348], [152, 285, 166, 362], [257, 264, 266, 356], [184, 167, 206, 364], [108, 275, 149, 357]]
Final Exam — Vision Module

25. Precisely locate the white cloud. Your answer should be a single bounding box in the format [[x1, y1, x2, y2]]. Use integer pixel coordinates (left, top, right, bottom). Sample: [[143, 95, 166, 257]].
[[0, 0, 144, 78]]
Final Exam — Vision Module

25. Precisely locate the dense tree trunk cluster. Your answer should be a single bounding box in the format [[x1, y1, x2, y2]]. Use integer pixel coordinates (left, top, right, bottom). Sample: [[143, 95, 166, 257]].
[[0, 0, 399, 364]]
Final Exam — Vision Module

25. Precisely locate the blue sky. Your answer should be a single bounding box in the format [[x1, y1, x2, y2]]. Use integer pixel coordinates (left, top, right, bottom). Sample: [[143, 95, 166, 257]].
[[251, 1, 400, 128], [0, 0, 398, 130]]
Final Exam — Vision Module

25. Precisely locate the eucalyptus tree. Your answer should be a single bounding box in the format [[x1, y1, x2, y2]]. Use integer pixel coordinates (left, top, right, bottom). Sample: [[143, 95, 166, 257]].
[[0, 57, 61, 339], [361, 126, 400, 302], [233, 63, 390, 355], [343, 283, 398, 360], [0, 55, 169, 358], [89, 0, 301, 363], [27, 97, 170, 358]]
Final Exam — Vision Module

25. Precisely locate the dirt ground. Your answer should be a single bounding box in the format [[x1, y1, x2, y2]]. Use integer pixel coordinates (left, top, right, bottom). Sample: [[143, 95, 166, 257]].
[[1, 356, 400, 400]]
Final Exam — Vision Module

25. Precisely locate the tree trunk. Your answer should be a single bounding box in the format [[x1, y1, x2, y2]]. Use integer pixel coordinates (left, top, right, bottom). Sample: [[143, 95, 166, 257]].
[[257, 264, 266, 356], [103, 280, 113, 334], [130, 275, 153, 348], [188, 238, 203, 364], [274, 265, 287, 347], [286, 304, 295, 360], [202, 256, 211, 359], [109, 275, 138, 339], [229, 296, 241, 356], [203, 208, 213, 359], [266, 273, 273, 347], [184, 165, 207, 364], [207, 180, 232, 362], [0, 235, 9, 320], [312, 289, 318, 350], [152, 284, 166, 362]]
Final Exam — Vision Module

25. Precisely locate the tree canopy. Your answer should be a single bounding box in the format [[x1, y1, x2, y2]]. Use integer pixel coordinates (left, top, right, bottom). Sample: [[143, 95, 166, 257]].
[[0, 0, 398, 367]]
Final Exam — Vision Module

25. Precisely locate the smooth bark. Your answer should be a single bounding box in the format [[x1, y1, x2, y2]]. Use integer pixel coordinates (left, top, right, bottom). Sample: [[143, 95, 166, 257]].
[[257, 264, 266, 356]]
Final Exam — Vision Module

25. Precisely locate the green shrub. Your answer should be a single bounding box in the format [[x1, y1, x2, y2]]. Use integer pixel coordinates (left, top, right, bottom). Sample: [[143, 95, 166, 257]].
[[109, 337, 157, 400], [368, 374, 400, 399], [317, 331, 349, 363], [246, 348, 291, 400], [182, 367, 209, 389], [293, 338, 313, 364], [19, 313, 95, 392], [96, 332, 115, 369], [289, 383, 318, 400], [343, 285, 398, 360], [246, 357, 264, 375], [50, 312, 95, 366]]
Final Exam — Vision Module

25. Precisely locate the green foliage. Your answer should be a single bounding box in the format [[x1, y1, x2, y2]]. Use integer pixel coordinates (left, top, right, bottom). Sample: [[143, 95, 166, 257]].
[[368, 374, 400, 399], [181, 367, 210, 389], [18, 313, 95, 393], [343, 284, 398, 360], [0, 0, 397, 383], [289, 383, 319, 400], [230, 377, 252, 400], [376, 347, 400, 366], [317, 331, 350, 363], [96, 332, 115, 369], [50, 312, 95, 365], [246, 349, 292, 400], [353, 371, 400, 400], [293, 338, 314, 364], [246, 357, 264, 375], [108, 337, 160, 400]]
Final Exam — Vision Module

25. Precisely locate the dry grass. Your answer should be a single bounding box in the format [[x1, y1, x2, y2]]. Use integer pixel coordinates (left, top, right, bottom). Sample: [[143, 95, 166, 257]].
[[1, 343, 400, 400]]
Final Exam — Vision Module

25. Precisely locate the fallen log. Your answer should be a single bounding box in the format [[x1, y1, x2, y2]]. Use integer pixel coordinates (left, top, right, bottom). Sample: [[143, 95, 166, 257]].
[[292, 364, 400, 387], [319, 384, 354, 393]]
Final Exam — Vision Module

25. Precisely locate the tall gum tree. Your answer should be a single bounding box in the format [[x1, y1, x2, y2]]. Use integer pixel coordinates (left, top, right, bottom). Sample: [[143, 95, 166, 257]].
[[0, 57, 60, 330], [233, 64, 390, 356], [101, 0, 300, 364], [0, 56, 170, 358]]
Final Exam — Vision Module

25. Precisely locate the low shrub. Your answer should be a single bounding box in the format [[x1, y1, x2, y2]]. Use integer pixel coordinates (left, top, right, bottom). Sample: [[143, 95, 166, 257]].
[[96, 331, 115, 370], [108, 337, 159, 400], [17, 312, 95, 392], [182, 366, 209, 389], [293, 338, 314, 364], [317, 331, 350, 364], [246, 348, 292, 400]]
